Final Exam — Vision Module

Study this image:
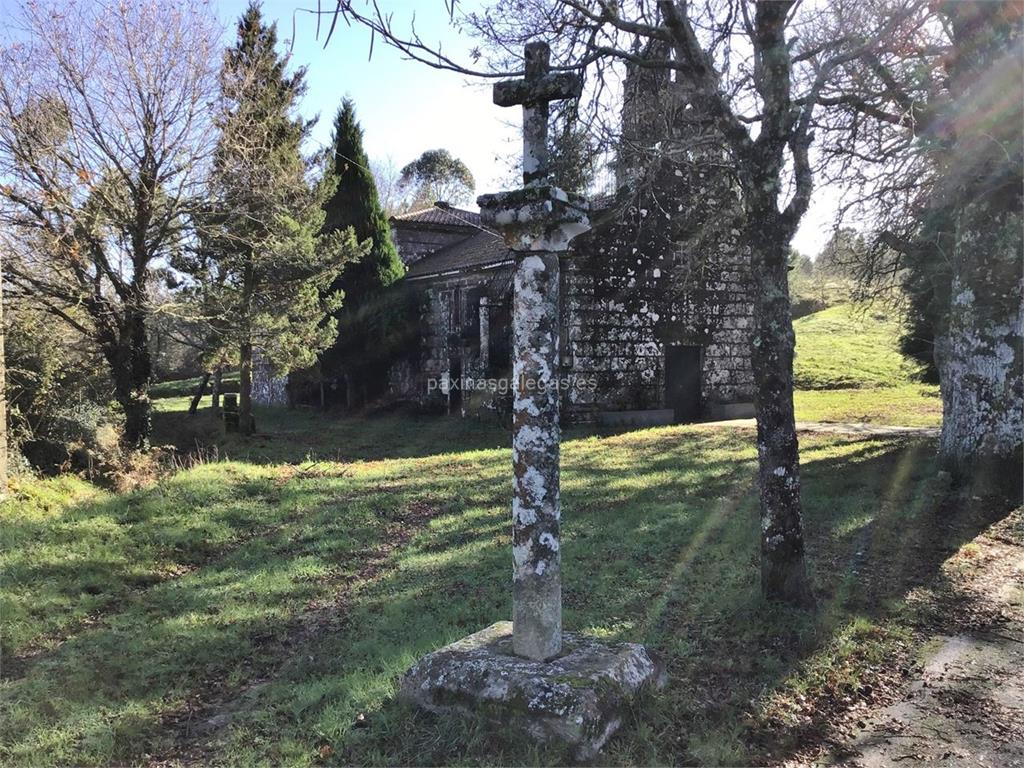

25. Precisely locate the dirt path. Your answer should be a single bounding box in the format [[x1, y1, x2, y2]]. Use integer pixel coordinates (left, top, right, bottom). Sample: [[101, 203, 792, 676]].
[[829, 510, 1024, 768], [698, 419, 940, 438]]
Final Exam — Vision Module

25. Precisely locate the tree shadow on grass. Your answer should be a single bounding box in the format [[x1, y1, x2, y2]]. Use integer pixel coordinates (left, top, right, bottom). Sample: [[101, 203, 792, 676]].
[[316, 434, 1018, 766], [2, 428, 1019, 766], [151, 406, 646, 466], [152, 407, 516, 465]]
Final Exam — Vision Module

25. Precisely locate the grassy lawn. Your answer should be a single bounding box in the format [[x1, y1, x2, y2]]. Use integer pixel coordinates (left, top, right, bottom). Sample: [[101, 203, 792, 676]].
[[150, 371, 240, 399], [793, 304, 941, 426], [1, 305, 947, 764], [2, 406, 974, 766], [793, 385, 941, 427]]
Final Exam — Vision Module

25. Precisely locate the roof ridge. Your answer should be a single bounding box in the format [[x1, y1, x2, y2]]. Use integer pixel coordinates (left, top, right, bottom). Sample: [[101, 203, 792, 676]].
[[404, 228, 512, 279], [393, 204, 481, 222], [393, 206, 439, 220]]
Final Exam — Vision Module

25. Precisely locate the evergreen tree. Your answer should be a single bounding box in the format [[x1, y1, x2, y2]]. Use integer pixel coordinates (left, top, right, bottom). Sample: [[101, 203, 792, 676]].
[[320, 99, 414, 408], [208, 2, 363, 433], [324, 99, 404, 295]]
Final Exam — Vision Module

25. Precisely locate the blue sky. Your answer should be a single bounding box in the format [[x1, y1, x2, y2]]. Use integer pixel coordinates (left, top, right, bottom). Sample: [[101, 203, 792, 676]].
[[223, 0, 835, 254], [215, 0, 520, 195]]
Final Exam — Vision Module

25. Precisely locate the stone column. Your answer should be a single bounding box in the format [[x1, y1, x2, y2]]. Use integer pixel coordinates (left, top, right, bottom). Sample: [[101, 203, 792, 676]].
[[511, 252, 562, 660], [479, 296, 490, 374], [481, 188, 589, 663]]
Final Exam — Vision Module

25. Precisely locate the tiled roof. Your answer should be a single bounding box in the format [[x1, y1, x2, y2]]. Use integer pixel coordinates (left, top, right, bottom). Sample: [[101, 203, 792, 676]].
[[391, 205, 481, 229], [405, 230, 512, 279]]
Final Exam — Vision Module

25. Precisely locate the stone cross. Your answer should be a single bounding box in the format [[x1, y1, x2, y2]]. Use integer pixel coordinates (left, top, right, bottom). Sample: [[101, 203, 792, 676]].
[[399, 45, 664, 754], [480, 42, 588, 661]]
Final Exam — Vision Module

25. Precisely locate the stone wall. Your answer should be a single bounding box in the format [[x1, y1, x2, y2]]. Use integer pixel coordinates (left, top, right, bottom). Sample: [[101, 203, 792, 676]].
[[252, 351, 288, 407], [388, 159, 755, 425], [390, 268, 515, 413], [551, 38, 757, 422], [561, 157, 755, 421]]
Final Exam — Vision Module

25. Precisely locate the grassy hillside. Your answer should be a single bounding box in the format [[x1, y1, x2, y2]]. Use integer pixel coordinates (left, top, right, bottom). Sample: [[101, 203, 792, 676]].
[[792, 304, 941, 426], [793, 304, 922, 390], [1, 411, 959, 766], [150, 371, 239, 399]]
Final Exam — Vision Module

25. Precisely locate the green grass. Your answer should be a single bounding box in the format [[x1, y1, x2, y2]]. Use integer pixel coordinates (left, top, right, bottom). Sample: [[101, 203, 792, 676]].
[[793, 304, 923, 390], [792, 304, 941, 426], [151, 371, 239, 399], [1, 408, 964, 766], [794, 385, 941, 427], [2, 304, 946, 763]]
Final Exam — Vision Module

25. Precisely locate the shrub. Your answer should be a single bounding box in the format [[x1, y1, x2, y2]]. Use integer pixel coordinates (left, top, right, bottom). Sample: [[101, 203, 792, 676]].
[[5, 302, 113, 471]]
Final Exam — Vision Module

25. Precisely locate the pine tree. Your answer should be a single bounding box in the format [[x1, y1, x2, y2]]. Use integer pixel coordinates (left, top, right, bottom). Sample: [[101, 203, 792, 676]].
[[208, 2, 363, 433]]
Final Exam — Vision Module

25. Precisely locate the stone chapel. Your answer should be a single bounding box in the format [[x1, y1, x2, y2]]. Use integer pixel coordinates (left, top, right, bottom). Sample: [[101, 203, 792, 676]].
[[381, 54, 757, 425]]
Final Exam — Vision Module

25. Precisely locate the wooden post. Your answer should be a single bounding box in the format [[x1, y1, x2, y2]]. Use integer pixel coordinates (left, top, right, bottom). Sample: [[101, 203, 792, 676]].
[[189, 371, 212, 416]]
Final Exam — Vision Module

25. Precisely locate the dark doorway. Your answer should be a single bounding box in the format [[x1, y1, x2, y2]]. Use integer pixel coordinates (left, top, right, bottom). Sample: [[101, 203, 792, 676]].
[[665, 345, 701, 423]]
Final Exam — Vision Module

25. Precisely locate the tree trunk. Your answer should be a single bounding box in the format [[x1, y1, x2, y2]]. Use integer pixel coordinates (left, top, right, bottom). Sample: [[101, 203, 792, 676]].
[[108, 308, 153, 450], [239, 342, 254, 435], [211, 367, 222, 414], [0, 261, 7, 499], [937, 204, 1023, 486], [749, 230, 815, 607], [932, 1, 1023, 490], [188, 371, 212, 416]]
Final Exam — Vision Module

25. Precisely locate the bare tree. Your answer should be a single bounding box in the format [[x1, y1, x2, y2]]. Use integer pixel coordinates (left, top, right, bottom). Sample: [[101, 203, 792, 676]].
[[0, 0, 221, 448], [0, 250, 7, 496], [371, 155, 412, 216], [330, 0, 920, 605]]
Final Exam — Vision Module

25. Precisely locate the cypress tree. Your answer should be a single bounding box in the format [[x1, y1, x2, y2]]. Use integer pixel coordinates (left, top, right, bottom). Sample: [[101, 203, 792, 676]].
[[207, 2, 362, 432], [324, 99, 404, 295], [321, 99, 410, 407]]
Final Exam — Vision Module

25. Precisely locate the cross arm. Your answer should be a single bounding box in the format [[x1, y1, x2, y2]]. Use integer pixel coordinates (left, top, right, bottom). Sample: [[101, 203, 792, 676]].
[[493, 72, 583, 107]]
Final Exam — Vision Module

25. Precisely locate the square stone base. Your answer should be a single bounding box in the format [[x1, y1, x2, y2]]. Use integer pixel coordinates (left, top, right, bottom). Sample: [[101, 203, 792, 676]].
[[399, 622, 666, 760]]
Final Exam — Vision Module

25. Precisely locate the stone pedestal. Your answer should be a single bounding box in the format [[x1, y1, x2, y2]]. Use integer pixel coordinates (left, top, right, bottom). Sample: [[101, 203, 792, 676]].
[[399, 622, 666, 760]]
